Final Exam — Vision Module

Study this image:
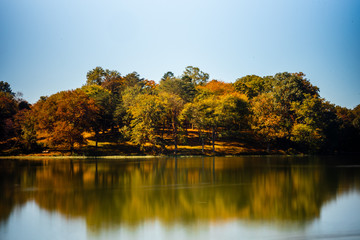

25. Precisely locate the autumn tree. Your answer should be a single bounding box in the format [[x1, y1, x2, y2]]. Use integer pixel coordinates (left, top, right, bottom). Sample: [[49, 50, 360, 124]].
[[143, 79, 157, 93], [82, 85, 115, 146], [198, 80, 249, 131], [2, 68, 358, 155], [33, 89, 99, 150], [0, 84, 18, 140], [199, 79, 235, 96], [0, 81, 38, 152], [352, 105, 360, 130], [251, 92, 288, 152], [86, 67, 124, 93]]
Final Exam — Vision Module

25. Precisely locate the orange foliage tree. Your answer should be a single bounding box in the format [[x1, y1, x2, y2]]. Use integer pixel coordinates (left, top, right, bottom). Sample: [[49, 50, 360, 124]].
[[198, 80, 235, 96], [33, 89, 99, 150], [251, 92, 287, 151]]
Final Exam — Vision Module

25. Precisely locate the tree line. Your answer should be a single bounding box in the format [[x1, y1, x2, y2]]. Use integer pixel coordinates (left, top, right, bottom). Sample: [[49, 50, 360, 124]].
[[1, 66, 359, 155]]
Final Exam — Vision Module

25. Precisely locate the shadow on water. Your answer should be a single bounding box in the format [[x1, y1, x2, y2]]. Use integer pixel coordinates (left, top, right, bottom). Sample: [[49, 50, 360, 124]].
[[1, 155, 360, 231]]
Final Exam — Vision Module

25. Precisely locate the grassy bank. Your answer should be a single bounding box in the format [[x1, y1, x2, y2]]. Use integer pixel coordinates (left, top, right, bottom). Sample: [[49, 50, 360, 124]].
[[1, 129, 286, 157]]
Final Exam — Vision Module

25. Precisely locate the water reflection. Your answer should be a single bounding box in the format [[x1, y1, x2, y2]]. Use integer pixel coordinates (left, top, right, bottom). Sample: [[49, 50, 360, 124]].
[[1, 156, 360, 231]]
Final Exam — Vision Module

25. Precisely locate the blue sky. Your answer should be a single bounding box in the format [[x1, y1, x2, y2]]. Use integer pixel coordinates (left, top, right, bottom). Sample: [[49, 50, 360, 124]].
[[1, 0, 359, 108]]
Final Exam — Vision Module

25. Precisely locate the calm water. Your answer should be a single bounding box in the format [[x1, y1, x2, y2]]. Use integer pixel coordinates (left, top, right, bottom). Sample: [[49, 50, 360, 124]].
[[1, 156, 360, 240]]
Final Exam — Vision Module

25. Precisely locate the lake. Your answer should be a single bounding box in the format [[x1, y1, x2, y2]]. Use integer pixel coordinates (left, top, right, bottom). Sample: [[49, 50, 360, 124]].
[[1, 156, 360, 240]]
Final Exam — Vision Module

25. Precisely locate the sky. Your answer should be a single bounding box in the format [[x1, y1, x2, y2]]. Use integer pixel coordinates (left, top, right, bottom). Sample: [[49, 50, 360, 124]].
[[0, 0, 359, 108]]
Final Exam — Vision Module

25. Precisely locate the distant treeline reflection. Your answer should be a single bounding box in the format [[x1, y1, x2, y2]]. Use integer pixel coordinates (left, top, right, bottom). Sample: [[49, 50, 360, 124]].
[[1, 157, 360, 230]]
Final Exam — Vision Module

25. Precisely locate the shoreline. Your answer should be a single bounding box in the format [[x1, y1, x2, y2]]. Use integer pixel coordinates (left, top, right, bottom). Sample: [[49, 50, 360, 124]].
[[0, 154, 312, 160]]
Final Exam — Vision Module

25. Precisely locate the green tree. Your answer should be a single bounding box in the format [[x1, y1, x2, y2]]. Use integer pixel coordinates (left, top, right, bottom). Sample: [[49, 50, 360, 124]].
[[0, 81, 14, 96], [291, 94, 339, 153], [335, 105, 360, 152], [159, 92, 184, 154], [158, 75, 198, 152], [120, 84, 162, 144], [291, 124, 323, 152], [199, 80, 249, 133], [86, 67, 107, 85], [234, 75, 271, 99], [123, 72, 145, 88], [161, 71, 175, 81], [181, 102, 203, 151], [182, 66, 209, 86], [86, 67, 123, 93], [14, 109, 38, 151], [273, 72, 319, 106], [158, 77, 196, 103], [182, 91, 248, 154], [254, 72, 322, 143], [217, 93, 249, 132], [126, 93, 165, 151]]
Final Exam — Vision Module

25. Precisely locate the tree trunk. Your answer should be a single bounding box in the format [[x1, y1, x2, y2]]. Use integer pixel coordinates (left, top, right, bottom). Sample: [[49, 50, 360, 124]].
[[161, 121, 165, 139], [95, 131, 99, 148], [212, 127, 215, 154], [174, 137, 177, 155], [70, 139, 74, 154], [202, 137, 204, 154], [173, 120, 177, 155]]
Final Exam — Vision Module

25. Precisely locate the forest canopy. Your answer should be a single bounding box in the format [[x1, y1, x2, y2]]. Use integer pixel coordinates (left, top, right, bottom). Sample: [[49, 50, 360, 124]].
[[1, 67, 359, 155]]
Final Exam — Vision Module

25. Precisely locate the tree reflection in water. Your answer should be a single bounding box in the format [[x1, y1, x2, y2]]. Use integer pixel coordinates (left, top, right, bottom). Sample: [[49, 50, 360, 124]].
[[1, 156, 360, 231]]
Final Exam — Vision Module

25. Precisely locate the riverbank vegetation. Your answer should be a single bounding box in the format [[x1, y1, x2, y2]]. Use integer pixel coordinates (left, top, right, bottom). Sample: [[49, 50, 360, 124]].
[[1, 67, 359, 156]]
